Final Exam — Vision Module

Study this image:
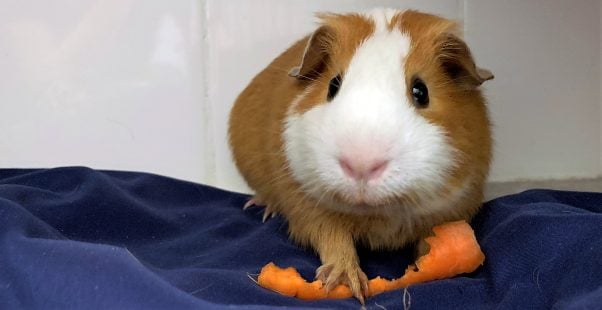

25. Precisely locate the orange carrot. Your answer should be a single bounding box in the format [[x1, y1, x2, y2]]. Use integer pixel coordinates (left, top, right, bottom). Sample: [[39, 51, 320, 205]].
[[256, 220, 485, 300], [391, 220, 486, 288]]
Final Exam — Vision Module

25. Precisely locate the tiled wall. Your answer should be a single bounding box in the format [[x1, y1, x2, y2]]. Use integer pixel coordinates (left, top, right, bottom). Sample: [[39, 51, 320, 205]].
[[464, 0, 601, 184], [0, 1, 600, 193], [0, 0, 208, 182]]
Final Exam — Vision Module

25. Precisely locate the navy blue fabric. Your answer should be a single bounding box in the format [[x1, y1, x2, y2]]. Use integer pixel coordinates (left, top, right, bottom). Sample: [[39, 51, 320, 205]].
[[0, 167, 600, 309]]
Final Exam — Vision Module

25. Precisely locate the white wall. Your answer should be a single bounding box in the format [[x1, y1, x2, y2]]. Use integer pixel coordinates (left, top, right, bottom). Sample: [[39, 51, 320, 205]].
[[0, 0, 208, 182], [464, 0, 601, 182], [0, 1, 600, 193]]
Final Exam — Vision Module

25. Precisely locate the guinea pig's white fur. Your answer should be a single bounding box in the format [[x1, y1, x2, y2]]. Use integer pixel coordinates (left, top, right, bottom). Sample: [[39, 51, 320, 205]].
[[284, 12, 456, 215]]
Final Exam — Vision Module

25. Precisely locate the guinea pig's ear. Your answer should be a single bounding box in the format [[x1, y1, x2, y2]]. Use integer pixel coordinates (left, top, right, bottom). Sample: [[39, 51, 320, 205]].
[[437, 33, 493, 88], [289, 26, 333, 81]]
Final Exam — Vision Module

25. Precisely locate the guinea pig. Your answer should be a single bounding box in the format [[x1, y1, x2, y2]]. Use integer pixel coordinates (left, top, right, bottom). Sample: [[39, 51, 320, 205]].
[[229, 8, 493, 303]]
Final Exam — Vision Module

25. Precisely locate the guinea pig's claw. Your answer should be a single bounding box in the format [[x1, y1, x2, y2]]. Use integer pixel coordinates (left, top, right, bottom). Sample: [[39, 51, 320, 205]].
[[261, 208, 275, 223], [316, 263, 368, 304], [243, 199, 256, 210], [243, 197, 276, 222], [243, 197, 265, 210]]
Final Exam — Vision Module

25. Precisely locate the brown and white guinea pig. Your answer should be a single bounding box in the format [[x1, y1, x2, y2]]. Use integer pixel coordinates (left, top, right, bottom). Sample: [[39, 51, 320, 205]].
[[229, 8, 493, 303]]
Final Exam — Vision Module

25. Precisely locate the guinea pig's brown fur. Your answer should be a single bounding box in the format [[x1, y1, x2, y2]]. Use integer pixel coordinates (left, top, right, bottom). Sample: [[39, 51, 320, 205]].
[[229, 9, 492, 302]]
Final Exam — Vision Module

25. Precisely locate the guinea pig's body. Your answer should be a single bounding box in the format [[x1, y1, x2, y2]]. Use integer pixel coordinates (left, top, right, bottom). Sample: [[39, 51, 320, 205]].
[[229, 9, 493, 302]]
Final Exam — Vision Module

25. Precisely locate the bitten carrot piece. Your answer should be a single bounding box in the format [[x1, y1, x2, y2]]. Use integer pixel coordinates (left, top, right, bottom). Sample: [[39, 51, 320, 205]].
[[367, 277, 390, 296], [256, 220, 485, 300], [256, 262, 352, 300], [391, 220, 486, 288]]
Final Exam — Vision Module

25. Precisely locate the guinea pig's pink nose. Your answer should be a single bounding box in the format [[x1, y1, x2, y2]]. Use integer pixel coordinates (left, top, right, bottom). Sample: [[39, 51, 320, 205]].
[[339, 156, 389, 181]]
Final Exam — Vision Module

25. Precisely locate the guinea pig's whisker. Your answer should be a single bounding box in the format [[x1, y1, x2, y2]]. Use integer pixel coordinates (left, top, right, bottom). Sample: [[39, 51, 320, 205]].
[[290, 191, 312, 212], [267, 64, 342, 89], [261, 166, 295, 187], [264, 173, 316, 206], [268, 65, 327, 84], [245, 151, 284, 157], [328, 189, 338, 205], [237, 127, 284, 136], [273, 186, 311, 211], [311, 186, 331, 209], [241, 160, 292, 190], [299, 178, 324, 194]]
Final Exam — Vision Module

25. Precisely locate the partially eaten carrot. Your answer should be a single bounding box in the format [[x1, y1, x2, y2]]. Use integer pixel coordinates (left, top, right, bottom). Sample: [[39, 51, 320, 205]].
[[256, 220, 485, 300]]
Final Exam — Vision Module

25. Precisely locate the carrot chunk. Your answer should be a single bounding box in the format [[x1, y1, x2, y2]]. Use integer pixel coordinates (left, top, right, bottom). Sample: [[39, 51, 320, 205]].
[[325, 284, 353, 299], [393, 220, 486, 287], [367, 277, 390, 296], [256, 220, 485, 300], [296, 280, 328, 300]]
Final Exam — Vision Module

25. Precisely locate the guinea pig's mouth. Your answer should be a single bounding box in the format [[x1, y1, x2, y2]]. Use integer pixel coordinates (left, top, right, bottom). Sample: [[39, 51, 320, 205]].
[[328, 189, 398, 210], [301, 182, 416, 215]]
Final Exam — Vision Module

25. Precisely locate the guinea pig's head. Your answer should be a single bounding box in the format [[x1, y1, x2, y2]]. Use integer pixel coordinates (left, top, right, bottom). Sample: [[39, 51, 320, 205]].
[[283, 9, 493, 215]]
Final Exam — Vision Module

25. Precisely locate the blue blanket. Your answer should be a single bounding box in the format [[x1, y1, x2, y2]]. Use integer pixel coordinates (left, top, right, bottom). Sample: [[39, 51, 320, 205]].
[[0, 167, 600, 309]]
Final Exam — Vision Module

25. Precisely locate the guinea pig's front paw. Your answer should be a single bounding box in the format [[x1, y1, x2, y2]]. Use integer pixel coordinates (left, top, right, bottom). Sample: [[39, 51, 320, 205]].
[[316, 262, 369, 304]]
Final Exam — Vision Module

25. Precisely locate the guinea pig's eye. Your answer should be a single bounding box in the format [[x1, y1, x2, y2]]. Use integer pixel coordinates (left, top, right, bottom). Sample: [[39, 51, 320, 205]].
[[411, 79, 429, 108], [327, 74, 342, 101]]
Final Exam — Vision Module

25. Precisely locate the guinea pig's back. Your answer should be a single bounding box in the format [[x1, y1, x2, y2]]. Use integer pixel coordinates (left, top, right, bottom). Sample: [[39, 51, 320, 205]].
[[228, 37, 309, 198]]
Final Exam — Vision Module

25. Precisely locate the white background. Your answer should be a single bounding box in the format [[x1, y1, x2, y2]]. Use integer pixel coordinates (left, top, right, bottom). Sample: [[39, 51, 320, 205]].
[[0, 0, 600, 193]]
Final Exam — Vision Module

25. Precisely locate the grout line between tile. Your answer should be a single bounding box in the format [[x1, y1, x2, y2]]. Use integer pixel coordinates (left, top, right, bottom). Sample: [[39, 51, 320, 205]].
[[199, 0, 216, 184], [460, 0, 468, 34]]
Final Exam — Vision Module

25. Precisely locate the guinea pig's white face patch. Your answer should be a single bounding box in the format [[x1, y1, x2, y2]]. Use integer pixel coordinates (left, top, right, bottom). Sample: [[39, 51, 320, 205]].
[[284, 11, 456, 214]]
